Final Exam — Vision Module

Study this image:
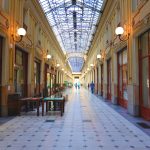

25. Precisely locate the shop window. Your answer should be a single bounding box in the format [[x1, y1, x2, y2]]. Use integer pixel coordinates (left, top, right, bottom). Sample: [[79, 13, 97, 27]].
[[0, 36, 2, 84], [139, 29, 150, 110], [1, 0, 9, 12], [47, 73, 51, 95], [14, 47, 28, 97], [34, 59, 41, 96], [0, 36, 3, 116]]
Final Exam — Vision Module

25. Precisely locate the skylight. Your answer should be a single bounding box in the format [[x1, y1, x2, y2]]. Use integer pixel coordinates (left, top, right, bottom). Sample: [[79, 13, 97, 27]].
[[39, 0, 105, 72]]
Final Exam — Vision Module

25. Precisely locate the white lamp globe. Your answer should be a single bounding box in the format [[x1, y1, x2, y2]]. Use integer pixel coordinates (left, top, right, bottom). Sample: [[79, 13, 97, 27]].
[[115, 27, 124, 35], [17, 28, 26, 36], [47, 54, 51, 59], [90, 64, 94, 67], [97, 54, 102, 59]]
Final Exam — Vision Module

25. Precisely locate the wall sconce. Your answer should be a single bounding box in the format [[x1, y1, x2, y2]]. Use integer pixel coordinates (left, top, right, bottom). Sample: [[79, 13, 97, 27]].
[[47, 54, 51, 59], [56, 63, 60, 67], [46, 50, 52, 60], [12, 28, 26, 42], [115, 26, 130, 42], [97, 50, 105, 62], [90, 64, 94, 67]]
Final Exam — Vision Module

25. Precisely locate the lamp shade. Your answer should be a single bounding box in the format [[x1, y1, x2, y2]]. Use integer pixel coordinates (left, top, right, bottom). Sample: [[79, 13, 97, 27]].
[[115, 26, 124, 35], [17, 28, 26, 36], [97, 54, 102, 59], [47, 54, 52, 59]]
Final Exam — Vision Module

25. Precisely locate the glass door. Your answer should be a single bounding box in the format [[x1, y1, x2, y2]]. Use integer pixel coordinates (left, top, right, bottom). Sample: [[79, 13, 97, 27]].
[[101, 64, 103, 96], [97, 67, 99, 94], [47, 73, 51, 96], [107, 59, 111, 100], [0, 36, 2, 116], [118, 48, 128, 108], [139, 30, 150, 120]]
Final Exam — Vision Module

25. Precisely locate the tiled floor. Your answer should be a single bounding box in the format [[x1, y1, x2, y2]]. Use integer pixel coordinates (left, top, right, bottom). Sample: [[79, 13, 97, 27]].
[[0, 88, 150, 150], [97, 95, 150, 136]]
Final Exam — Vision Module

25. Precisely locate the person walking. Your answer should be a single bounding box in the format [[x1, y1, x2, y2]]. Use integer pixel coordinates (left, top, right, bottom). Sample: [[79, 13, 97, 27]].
[[78, 82, 80, 89], [75, 83, 78, 89], [90, 81, 95, 94]]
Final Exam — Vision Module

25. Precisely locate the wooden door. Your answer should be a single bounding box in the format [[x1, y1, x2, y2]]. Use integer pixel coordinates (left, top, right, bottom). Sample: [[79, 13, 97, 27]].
[[139, 30, 150, 120], [118, 48, 128, 108], [107, 59, 111, 100]]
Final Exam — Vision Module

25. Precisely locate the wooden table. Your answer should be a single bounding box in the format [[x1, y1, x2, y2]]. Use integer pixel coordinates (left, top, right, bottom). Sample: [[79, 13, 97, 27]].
[[42, 96, 65, 116], [18, 97, 43, 116]]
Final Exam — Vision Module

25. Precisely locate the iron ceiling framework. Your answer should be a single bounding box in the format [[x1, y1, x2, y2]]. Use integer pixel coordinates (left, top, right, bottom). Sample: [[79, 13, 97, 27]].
[[39, 0, 104, 72]]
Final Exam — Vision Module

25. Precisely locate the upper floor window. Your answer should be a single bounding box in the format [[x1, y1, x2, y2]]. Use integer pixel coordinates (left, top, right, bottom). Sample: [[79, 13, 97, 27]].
[[1, 0, 9, 12], [132, 0, 146, 12]]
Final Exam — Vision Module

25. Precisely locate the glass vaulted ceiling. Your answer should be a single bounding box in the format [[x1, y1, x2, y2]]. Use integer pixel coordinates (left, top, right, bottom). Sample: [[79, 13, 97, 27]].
[[39, 0, 104, 72]]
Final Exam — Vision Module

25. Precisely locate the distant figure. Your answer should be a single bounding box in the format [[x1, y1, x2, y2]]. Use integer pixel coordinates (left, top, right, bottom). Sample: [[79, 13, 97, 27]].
[[78, 82, 80, 89], [88, 83, 89, 89], [75, 83, 78, 89], [90, 81, 95, 94]]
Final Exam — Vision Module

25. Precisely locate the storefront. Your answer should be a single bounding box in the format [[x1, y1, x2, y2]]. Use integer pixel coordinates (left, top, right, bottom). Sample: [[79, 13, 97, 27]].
[[117, 47, 128, 108], [34, 59, 41, 96], [139, 29, 150, 120], [107, 59, 111, 100], [0, 36, 3, 115], [14, 46, 28, 97]]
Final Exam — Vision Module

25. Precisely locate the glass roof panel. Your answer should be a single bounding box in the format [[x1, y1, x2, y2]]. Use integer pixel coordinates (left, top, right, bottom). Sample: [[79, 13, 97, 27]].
[[39, 0, 105, 72]]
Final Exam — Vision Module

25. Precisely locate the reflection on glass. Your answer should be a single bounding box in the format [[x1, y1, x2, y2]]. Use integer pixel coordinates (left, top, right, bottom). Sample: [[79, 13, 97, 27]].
[[118, 49, 128, 100], [34, 61, 40, 95], [47, 73, 51, 95], [142, 58, 149, 106]]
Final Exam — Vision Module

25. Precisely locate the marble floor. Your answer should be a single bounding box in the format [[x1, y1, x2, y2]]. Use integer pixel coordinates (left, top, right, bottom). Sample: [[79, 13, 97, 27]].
[[0, 88, 150, 150]]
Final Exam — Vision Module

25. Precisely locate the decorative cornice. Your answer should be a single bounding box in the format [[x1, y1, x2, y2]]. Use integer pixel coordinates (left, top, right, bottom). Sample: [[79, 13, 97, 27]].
[[0, 10, 9, 30]]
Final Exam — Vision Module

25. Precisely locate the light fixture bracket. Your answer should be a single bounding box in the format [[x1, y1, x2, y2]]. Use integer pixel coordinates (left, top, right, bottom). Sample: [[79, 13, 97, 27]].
[[12, 34, 23, 43], [118, 33, 130, 42]]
